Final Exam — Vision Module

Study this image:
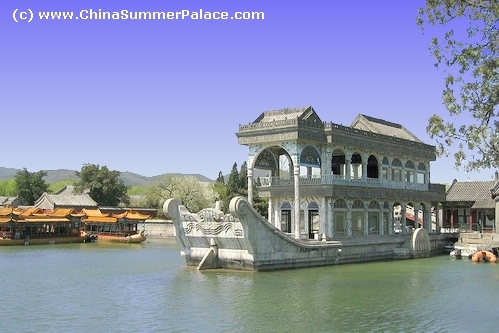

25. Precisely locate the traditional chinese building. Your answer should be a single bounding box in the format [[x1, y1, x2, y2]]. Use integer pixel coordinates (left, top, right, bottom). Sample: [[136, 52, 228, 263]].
[[34, 184, 98, 212], [237, 106, 447, 240], [445, 177, 499, 233]]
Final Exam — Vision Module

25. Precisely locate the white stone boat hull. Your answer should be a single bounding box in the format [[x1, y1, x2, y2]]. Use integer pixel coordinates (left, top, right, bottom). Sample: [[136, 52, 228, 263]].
[[164, 197, 442, 271]]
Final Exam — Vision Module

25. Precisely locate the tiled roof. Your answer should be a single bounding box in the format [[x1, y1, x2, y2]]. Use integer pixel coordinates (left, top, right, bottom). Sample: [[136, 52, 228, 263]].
[[81, 208, 108, 217], [0, 196, 18, 206], [50, 208, 81, 217], [113, 210, 150, 220], [82, 216, 117, 223], [446, 179, 498, 208], [351, 114, 422, 142], [23, 217, 70, 223], [19, 207, 44, 217], [256, 106, 313, 122], [34, 185, 97, 207]]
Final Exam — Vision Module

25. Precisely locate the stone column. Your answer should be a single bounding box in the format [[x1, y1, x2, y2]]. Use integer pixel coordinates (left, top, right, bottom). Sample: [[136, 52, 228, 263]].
[[347, 206, 352, 237], [247, 168, 253, 204], [294, 165, 301, 240], [424, 204, 431, 232], [362, 161, 367, 179], [324, 149, 331, 178], [414, 205, 420, 229], [401, 204, 407, 235], [321, 197, 327, 239], [380, 210, 384, 235], [434, 203, 441, 233], [267, 197, 272, 225], [388, 204, 393, 235], [364, 207, 369, 235], [330, 202, 335, 238], [345, 154, 351, 179]]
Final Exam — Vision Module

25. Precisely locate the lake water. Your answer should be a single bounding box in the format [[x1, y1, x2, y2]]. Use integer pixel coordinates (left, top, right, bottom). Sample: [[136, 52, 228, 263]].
[[1, 239, 498, 333]]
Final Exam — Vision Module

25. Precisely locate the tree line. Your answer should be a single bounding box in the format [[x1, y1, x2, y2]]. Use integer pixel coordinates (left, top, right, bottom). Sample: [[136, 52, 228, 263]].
[[0, 162, 268, 217]]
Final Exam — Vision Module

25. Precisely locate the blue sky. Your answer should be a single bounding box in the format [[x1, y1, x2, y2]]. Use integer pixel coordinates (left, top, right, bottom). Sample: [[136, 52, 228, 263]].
[[1, 1, 496, 184]]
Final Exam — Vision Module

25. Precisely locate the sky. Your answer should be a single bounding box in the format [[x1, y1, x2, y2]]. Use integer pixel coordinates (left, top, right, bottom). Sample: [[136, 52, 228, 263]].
[[1, 0, 496, 184]]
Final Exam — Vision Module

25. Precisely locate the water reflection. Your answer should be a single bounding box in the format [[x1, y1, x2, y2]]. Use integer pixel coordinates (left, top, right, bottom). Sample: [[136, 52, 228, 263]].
[[2, 241, 499, 332]]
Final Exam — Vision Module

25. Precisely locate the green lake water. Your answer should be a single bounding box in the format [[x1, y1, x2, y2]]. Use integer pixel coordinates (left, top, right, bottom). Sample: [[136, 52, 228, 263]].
[[1, 239, 498, 333]]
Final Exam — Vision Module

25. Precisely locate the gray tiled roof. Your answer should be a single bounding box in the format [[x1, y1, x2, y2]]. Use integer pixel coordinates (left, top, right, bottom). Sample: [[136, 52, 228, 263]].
[[257, 106, 312, 122], [34, 185, 97, 207], [351, 114, 422, 142], [0, 196, 18, 206], [446, 179, 498, 208]]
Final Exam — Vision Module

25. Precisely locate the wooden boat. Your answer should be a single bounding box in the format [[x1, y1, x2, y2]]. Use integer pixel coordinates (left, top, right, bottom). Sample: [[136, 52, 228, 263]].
[[90, 227, 147, 243], [0, 229, 89, 246], [82, 208, 149, 243], [0, 207, 89, 246], [471, 250, 497, 263]]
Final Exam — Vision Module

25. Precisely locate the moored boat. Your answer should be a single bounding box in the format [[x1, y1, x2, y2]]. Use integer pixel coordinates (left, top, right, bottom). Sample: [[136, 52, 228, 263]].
[[0, 206, 89, 246], [471, 250, 497, 263], [89, 227, 147, 243], [82, 208, 149, 243], [0, 231, 89, 246]]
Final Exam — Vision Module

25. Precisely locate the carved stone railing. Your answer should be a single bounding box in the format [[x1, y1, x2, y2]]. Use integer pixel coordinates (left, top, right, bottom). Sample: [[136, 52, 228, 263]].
[[239, 118, 324, 132], [259, 175, 433, 191], [239, 118, 298, 131]]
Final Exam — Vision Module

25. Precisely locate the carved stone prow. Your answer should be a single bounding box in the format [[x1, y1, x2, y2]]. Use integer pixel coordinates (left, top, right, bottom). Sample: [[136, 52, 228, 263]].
[[163, 198, 189, 256]]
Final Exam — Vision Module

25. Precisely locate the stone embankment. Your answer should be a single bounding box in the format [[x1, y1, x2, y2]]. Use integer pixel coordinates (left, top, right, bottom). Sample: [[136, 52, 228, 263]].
[[144, 219, 175, 238], [455, 232, 499, 251]]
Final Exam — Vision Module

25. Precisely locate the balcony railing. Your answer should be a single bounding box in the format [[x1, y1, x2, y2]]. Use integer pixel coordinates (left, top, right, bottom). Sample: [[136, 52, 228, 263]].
[[258, 174, 435, 191]]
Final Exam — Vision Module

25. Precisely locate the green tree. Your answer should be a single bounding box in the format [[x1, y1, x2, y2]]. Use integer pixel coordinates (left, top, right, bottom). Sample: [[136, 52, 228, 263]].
[[418, 1, 499, 171], [223, 163, 240, 212], [238, 161, 248, 197], [145, 174, 215, 214], [74, 164, 129, 206], [212, 171, 227, 208], [14, 168, 50, 205], [0, 179, 16, 197]]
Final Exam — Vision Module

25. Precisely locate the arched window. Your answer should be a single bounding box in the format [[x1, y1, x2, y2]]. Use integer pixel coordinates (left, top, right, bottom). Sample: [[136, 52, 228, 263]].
[[352, 200, 365, 236], [417, 162, 426, 184], [332, 149, 346, 177], [280, 202, 292, 233], [381, 157, 390, 179], [368, 200, 380, 235], [307, 201, 319, 239], [367, 155, 379, 179], [333, 199, 347, 236], [405, 160, 415, 183], [350, 153, 363, 179], [391, 158, 402, 181]]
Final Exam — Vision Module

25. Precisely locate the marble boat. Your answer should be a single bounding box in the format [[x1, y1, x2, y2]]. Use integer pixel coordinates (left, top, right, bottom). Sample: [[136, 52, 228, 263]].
[[164, 196, 438, 271]]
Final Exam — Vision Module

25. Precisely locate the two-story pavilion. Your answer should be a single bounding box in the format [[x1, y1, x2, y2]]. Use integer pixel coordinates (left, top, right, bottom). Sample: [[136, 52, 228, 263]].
[[237, 106, 447, 240]]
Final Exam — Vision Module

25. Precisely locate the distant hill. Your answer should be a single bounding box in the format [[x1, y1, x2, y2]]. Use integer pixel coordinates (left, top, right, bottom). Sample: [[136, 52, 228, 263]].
[[0, 167, 213, 186], [0, 167, 19, 180]]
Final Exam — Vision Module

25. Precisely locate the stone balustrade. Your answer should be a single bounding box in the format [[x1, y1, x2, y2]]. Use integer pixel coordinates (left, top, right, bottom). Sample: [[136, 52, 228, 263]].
[[259, 175, 432, 192]]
